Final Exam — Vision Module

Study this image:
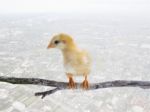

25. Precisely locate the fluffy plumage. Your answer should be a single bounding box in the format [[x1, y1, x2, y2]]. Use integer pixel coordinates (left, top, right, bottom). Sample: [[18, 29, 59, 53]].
[[47, 33, 91, 89]]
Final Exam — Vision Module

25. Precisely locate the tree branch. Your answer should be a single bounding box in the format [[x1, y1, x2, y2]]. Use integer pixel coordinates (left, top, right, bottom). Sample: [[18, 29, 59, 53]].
[[0, 76, 150, 99], [35, 88, 60, 99]]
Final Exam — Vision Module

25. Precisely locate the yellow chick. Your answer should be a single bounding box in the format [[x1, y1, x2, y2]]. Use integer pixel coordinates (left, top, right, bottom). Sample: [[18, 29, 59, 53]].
[[47, 33, 91, 89]]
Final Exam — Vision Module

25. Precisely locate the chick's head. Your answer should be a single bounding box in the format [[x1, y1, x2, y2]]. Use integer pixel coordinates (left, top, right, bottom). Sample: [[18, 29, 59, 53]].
[[47, 33, 76, 50]]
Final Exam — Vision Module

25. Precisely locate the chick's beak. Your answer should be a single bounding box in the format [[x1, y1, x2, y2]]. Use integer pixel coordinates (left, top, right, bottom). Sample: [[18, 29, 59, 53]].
[[47, 43, 55, 49]]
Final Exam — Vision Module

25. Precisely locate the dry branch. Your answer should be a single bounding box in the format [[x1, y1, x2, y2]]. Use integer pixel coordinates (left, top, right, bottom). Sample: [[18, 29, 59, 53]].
[[0, 76, 150, 99]]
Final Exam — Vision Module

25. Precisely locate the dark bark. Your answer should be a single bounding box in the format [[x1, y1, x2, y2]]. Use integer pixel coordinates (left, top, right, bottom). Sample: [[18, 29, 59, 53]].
[[0, 76, 150, 99]]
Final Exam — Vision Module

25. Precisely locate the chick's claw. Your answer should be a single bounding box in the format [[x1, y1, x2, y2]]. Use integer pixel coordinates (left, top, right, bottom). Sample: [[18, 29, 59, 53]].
[[68, 80, 76, 89], [81, 80, 89, 90]]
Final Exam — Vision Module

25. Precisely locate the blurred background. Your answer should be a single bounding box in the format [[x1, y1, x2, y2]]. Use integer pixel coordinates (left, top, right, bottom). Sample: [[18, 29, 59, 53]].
[[0, 0, 150, 112], [0, 0, 150, 14]]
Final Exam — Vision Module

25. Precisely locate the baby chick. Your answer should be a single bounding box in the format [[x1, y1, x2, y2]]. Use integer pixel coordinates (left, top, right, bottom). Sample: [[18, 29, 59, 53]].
[[47, 33, 91, 89]]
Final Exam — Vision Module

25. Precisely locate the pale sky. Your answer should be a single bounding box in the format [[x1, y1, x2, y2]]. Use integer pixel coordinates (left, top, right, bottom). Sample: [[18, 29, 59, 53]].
[[0, 0, 149, 13]]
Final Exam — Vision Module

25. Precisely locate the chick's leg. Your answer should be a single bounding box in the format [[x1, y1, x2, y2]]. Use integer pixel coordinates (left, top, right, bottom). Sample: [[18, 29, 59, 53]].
[[81, 75, 89, 89], [67, 73, 76, 89]]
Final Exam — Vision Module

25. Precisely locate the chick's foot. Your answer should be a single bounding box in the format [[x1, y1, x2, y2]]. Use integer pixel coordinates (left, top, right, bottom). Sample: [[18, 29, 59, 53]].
[[81, 80, 89, 90], [68, 78, 76, 89]]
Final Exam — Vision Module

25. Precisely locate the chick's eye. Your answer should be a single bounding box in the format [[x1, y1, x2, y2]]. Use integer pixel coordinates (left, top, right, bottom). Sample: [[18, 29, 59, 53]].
[[54, 40, 59, 44]]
